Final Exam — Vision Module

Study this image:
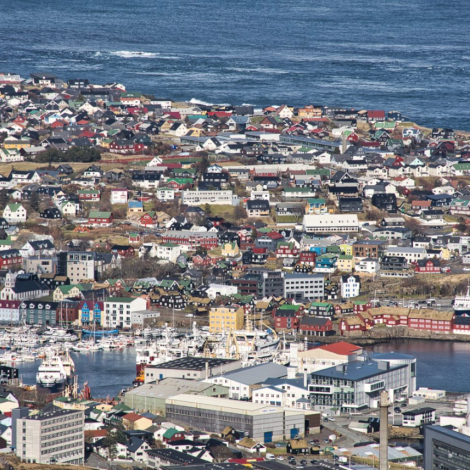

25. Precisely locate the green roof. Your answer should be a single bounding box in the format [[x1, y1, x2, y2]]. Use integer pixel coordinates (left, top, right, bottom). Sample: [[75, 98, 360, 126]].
[[306, 169, 330, 176], [89, 211, 111, 218], [163, 428, 181, 439], [310, 302, 332, 308], [6, 203, 22, 212], [279, 304, 301, 311], [307, 198, 325, 204], [78, 190, 99, 195], [160, 242, 178, 247], [338, 255, 353, 260], [106, 297, 136, 303]]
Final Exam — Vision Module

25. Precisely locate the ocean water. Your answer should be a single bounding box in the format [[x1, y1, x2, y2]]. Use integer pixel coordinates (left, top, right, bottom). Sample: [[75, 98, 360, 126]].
[[1, 0, 470, 129]]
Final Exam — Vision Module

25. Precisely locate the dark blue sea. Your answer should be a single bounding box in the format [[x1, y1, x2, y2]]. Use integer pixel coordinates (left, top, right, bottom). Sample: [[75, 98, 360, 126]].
[[1, 0, 470, 129], [13, 340, 470, 397]]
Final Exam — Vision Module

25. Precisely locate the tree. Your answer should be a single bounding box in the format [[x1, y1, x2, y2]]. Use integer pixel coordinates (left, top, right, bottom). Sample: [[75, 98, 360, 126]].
[[29, 191, 40, 212], [0, 190, 9, 211], [234, 205, 247, 221], [404, 217, 423, 236], [203, 203, 212, 216]]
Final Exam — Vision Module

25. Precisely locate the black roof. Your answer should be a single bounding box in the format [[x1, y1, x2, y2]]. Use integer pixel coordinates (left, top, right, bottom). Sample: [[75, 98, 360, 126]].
[[150, 356, 236, 371]]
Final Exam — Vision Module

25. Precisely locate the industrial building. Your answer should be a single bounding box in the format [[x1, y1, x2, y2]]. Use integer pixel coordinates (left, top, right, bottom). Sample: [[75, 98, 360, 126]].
[[124, 379, 229, 415], [144, 357, 242, 383], [165, 394, 305, 442], [308, 352, 417, 413], [424, 425, 470, 470]]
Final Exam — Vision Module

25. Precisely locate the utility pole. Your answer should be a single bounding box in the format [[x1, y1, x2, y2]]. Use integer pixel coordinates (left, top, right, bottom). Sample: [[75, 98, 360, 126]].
[[379, 390, 389, 470]]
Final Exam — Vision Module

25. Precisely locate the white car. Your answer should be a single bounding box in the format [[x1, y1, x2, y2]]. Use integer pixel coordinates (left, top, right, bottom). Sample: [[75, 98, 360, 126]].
[[277, 457, 285, 461], [328, 417, 336, 421]]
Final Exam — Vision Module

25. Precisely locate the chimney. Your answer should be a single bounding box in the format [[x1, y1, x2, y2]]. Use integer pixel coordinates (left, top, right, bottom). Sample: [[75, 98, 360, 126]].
[[205, 361, 209, 380], [342, 133, 348, 154], [379, 391, 389, 470], [303, 370, 308, 388]]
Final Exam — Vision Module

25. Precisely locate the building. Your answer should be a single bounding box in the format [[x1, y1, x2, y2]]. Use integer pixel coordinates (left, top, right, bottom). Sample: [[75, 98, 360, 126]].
[[110, 188, 128, 205], [284, 273, 324, 301], [353, 240, 388, 259], [3, 203, 27, 224], [341, 274, 360, 298], [303, 214, 359, 233], [88, 211, 113, 227], [402, 407, 436, 427], [209, 306, 244, 333], [144, 357, 241, 383], [124, 379, 229, 415], [205, 363, 288, 399], [424, 425, 470, 470], [57, 251, 97, 283], [103, 296, 147, 328], [246, 200, 270, 218], [182, 190, 237, 206], [166, 394, 305, 442], [14, 408, 84, 465], [308, 353, 417, 413], [386, 246, 427, 263]]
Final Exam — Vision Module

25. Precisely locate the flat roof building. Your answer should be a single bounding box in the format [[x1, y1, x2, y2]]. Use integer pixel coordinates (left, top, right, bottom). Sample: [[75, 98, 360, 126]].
[[144, 357, 242, 383], [15, 408, 84, 465], [166, 394, 305, 442], [124, 379, 229, 415], [424, 425, 470, 470], [308, 353, 417, 413]]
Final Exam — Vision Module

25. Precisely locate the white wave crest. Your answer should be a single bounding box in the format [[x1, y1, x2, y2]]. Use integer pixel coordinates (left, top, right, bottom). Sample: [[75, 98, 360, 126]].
[[110, 51, 159, 59]]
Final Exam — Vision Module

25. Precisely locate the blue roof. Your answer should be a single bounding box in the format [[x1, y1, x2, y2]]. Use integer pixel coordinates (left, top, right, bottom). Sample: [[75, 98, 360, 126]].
[[128, 200, 143, 208], [312, 359, 407, 382], [372, 352, 415, 360]]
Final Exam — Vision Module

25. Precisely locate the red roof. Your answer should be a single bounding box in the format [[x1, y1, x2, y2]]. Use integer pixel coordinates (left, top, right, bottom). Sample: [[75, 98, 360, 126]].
[[252, 247, 267, 254], [84, 429, 108, 438], [122, 412, 144, 422], [412, 200, 431, 207], [315, 341, 362, 356], [267, 231, 283, 240], [367, 110, 385, 118]]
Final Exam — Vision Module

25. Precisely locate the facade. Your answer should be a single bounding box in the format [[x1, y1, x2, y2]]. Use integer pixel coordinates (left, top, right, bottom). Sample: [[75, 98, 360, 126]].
[[182, 190, 236, 206], [103, 297, 147, 328], [166, 394, 305, 442], [15, 408, 84, 465], [303, 214, 359, 233], [341, 275, 360, 298], [402, 407, 436, 427], [209, 306, 244, 332], [424, 426, 470, 470], [58, 251, 96, 283], [308, 353, 417, 413], [3, 203, 27, 224], [284, 273, 324, 301]]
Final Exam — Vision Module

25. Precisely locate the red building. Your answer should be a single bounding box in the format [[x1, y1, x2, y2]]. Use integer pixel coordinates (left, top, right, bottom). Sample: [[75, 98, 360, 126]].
[[161, 232, 218, 249], [276, 242, 299, 258], [88, 211, 113, 227], [0, 250, 22, 268], [415, 259, 441, 274], [140, 213, 158, 228], [78, 190, 100, 202], [111, 245, 135, 258], [408, 312, 453, 333], [299, 251, 316, 266], [299, 317, 333, 336], [273, 308, 302, 330]]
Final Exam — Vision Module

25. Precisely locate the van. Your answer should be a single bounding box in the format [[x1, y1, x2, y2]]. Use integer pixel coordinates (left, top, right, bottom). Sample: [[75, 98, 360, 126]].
[[266, 454, 276, 460]]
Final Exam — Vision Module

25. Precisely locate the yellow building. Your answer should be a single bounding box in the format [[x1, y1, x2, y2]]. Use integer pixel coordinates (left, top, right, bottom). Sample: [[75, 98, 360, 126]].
[[209, 306, 244, 332], [3, 137, 31, 150], [221, 242, 240, 258], [304, 198, 327, 215], [439, 248, 451, 260], [337, 255, 355, 272], [339, 244, 353, 256], [53, 285, 82, 302]]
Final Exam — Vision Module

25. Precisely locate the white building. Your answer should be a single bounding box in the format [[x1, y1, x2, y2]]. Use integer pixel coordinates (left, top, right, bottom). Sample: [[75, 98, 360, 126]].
[[15, 408, 84, 465], [181, 190, 237, 206], [3, 203, 27, 224], [206, 284, 238, 300], [156, 187, 175, 201], [103, 296, 147, 329], [386, 246, 427, 263], [252, 378, 310, 410], [110, 188, 128, 205], [155, 243, 183, 263], [355, 258, 380, 274], [303, 214, 359, 233], [341, 274, 360, 298]]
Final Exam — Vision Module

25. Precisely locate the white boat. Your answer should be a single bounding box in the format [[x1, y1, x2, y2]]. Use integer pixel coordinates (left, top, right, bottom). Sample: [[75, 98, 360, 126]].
[[454, 285, 470, 316], [36, 349, 75, 391]]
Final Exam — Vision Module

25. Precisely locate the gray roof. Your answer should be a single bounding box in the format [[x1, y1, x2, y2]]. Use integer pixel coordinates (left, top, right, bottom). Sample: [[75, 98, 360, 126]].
[[219, 363, 288, 385]]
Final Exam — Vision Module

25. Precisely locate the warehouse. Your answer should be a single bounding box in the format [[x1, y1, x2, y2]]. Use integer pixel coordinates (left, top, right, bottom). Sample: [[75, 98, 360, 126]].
[[124, 379, 229, 415], [166, 394, 305, 442], [144, 357, 242, 383]]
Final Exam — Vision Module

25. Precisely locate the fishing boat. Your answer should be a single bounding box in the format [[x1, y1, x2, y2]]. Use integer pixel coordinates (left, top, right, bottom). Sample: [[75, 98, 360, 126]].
[[82, 328, 119, 336], [453, 284, 470, 316], [36, 349, 75, 392]]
